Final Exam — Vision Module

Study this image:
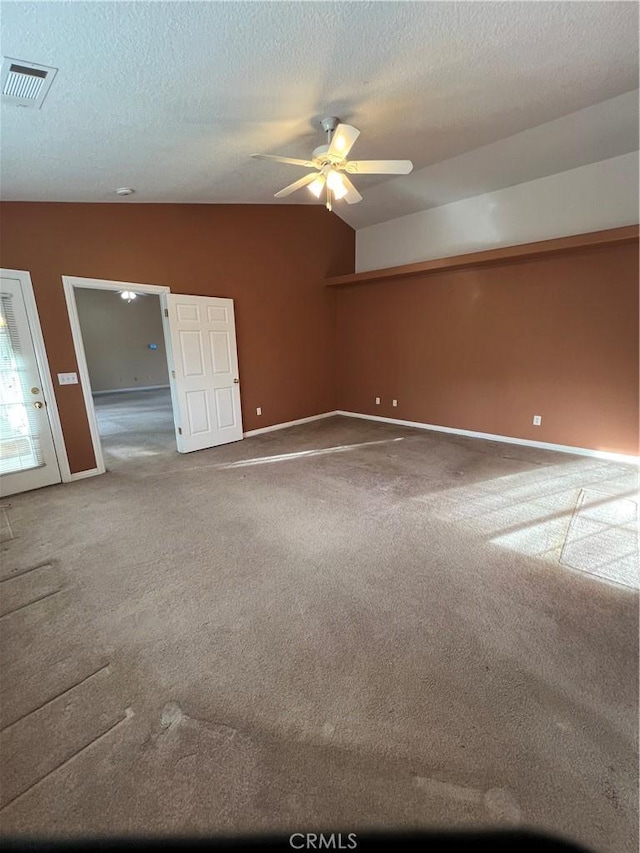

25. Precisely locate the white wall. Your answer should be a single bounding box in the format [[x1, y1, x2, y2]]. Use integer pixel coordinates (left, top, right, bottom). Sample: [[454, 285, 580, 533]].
[[75, 288, 169, 392], [356, 152, 639, 272]]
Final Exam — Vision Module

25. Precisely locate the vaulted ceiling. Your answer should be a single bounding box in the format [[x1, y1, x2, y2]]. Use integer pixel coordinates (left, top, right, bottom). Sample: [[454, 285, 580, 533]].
[[1, 1, 638, 228]]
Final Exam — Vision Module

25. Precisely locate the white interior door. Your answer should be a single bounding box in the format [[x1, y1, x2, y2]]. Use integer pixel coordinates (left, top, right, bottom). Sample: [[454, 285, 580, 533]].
[[0, 274, 61, 496], [164, 294, 243, 452]]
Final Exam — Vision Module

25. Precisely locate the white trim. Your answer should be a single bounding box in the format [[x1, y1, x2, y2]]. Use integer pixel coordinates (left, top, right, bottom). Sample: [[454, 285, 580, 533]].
[[61, 275, 170, 295], [336, 411, 640, 465], [244, 411, 337, 438], [62, 276, 172, 477], [93, 385, 170, 396], [0, 268, 71, 482], [68, 467, 101, 482], [158, 293, 181, 449]]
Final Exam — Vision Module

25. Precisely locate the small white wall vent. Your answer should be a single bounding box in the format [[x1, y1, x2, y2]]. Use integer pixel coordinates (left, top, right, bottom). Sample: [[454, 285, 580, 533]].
[[1, 58, 58, 108]]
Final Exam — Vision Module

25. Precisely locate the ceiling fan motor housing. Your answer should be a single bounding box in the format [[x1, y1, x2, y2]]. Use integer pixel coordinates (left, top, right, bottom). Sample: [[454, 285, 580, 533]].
[[312, 144, 344, 167]]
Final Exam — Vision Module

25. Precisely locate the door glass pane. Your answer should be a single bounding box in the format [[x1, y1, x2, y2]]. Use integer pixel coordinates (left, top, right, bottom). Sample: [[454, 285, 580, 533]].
[[0, 294, 44, 474]]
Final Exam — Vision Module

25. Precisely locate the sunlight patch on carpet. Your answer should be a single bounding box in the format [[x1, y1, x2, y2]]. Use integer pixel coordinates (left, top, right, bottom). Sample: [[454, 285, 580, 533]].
[[560, 489, 639, 588], [218, 437, 404, 469], [0, 506, 14, 543]]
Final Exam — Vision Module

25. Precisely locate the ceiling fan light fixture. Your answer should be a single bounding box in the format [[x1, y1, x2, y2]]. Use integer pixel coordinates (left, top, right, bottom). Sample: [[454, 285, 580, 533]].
[[326, 169, 347, 199], [307, 174, 325, 198]]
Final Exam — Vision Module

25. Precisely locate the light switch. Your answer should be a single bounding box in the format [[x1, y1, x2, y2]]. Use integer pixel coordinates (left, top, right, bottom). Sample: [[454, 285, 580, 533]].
[[57, 372, 78, 385]]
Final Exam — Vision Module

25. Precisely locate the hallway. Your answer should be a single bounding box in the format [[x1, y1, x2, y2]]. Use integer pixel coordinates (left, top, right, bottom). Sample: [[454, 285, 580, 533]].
[[93, 388, 175, 470]]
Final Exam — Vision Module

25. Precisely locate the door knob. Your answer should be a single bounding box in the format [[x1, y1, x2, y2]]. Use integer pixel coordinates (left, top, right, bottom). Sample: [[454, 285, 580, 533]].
[[233, 378, 239, 384], [34, 401, 44, 409]]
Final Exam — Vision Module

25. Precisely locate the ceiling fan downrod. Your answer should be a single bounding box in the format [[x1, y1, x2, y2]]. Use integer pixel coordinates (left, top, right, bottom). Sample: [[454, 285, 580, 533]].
[[321, 116, 338, 209], [321, 115, 339, 142]]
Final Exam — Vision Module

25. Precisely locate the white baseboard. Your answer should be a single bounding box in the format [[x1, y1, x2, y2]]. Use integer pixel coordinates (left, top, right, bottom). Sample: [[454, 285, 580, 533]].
[[68, 467, 103, 482], [336, 411, 639, 465], [93, 385, 170, 396], [64, 410, 638, 478], [244, 411, 338, 438]]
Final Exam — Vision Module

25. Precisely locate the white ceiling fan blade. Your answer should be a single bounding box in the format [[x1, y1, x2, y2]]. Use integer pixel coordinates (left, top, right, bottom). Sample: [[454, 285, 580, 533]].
[[252, 154, 316, 168], [345, 160, 413, 175], [274, 172, 319, 198], [328, 124, 360, 159], [341, 175, 362, 205]]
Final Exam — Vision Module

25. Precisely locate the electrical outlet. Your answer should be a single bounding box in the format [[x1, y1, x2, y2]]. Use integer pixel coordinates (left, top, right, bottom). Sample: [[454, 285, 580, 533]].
[[392, 399, 398, 407], [533, 415, 542, 426], [375, 397, 381, 405], [256, 407, 262, 416]]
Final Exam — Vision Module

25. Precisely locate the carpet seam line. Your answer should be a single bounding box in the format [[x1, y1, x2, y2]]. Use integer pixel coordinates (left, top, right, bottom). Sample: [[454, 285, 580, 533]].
[[0, 664, 112, 733], [0, 589, 64, 619], [0, 708, 133, 812]]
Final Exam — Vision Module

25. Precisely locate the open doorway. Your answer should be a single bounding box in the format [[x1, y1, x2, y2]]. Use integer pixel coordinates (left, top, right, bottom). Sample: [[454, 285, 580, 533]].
[[65, 279, 176, 472], [75, 287, 175, 470], [63, 276, 244, 476]]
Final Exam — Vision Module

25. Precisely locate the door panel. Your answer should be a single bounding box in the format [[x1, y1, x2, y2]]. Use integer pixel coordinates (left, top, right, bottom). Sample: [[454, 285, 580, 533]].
[[210, 331, 231, 374], [0, 275, 61, 496], [180, 330, 205, 376], [165, 295, 243, 452], [186, 389, 210, 434], [214, 387, 236, 428]]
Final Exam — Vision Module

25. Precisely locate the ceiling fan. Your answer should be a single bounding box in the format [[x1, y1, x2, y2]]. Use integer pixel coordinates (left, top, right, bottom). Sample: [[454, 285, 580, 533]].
[[252, 116, 413, 211]]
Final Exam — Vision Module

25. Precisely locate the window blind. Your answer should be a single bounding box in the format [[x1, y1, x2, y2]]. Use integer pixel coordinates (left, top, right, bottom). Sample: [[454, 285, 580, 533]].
[[0, 293, 44, 474]]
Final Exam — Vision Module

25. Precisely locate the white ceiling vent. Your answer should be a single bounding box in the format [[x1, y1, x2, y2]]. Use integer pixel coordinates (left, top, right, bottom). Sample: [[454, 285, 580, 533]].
[[1, 58, 57, 108]]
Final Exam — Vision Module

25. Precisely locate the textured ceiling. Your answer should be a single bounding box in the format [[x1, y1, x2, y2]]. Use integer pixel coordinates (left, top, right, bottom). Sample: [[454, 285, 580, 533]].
[[1, 1, 638, 229]]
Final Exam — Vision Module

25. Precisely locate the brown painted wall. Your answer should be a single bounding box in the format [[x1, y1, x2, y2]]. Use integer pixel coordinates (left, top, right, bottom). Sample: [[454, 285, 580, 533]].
[[2, 201, 636, 475], [0, 203, 354, 473], [336, 243, 639, 456]]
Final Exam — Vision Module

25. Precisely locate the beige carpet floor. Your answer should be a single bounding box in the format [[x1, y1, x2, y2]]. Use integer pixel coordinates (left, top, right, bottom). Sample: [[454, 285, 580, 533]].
[[0, 390, 638, 851]]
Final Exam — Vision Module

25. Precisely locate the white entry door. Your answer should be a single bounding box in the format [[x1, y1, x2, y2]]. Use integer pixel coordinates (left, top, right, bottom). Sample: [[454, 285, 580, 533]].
[[164, 295, 243, 452], [0, 274, 62, 496]]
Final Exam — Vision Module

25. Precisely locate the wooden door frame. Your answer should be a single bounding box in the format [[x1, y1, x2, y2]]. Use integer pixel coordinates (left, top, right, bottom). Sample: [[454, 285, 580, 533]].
[[62, 275, 172, 477], [1, 268, 69, 483]]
